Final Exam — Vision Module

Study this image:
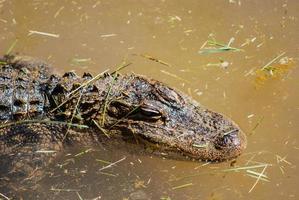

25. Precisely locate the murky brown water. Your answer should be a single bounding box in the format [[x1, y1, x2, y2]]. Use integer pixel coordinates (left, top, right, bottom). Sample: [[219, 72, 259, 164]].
[[0, 0, 298, 199]]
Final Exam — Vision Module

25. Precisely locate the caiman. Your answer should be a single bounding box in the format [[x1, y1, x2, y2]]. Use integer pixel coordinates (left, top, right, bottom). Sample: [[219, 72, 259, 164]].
[[0, 55, 246, 197]]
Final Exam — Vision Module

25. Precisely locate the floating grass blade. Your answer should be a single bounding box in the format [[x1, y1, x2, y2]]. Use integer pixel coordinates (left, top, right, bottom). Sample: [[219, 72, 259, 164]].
[[50, 69, 109, 113], [74, 148, 93, 157], [50, 187, 80, 192], [100, 62, 132, 127], [248, 164, 268, 193], [50, 62, 130, 113], [28, 30, 60, 38], [222, 164, 270, 172], [99, 156, 126, 171], [133, 53, 172, 67], [160, 70, 191, 84], [261, 52, 286, 71], [199, 38, 243, 55], [100, 74, 117, 126], [6, 39, 18, 55], [251, 116, 264, 134], [63, 92, 83, 141], [92, 119, 110, 138], [96, 159, 112, 165], [99, 172, 118, 177], [76, 192, 84, 200], [109, 104, 141, 129], [172, 183, 193, 190], [0, 192, 10, 200]]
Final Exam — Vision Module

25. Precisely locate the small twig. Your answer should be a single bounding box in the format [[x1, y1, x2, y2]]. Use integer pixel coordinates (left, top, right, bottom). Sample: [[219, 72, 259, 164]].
[[92, 119, 110, 138], [248, 164, 268, 193], [109, 104, 141, 129], [172, 183, 193, 190], [74, 148, 93, 157], [251, 116, 264, 134], [54, 6, 64, 18], [261, 52, 286, 70], [76, 192, 84, 200], [222, 164, 270, 172], [99, 156, 126, 171], [28, 30, 60, 38], [35, 150, 57, 153], [160, 70, 191, 84], [50, 69, 109, 113], [50, 188, 80, 192], [100, 33, 117, 38], [100, 74, 117, 126], [63, 92, 83, 142], [0, 192, 10, 200], [133, 53, 172, 67]]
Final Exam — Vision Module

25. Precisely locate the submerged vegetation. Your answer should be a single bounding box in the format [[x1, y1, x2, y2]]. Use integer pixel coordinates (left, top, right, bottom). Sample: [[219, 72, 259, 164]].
[[254, 53, 295, 87]]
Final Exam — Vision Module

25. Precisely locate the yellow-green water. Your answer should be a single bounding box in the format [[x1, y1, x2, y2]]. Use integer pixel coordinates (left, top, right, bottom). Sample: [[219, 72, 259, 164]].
[[0, 0, 298, 199]]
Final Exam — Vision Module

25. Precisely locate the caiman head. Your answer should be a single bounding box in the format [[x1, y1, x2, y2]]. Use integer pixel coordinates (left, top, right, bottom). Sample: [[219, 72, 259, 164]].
[[104, 75, 247, 161]]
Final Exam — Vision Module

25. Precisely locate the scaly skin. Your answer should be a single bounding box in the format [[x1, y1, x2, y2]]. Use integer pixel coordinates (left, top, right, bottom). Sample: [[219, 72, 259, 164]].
[[0, 55, 246, 197]]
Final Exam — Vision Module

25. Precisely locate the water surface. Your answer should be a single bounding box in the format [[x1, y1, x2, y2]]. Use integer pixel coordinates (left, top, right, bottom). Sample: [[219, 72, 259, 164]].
[[0, 0, 298, 199]]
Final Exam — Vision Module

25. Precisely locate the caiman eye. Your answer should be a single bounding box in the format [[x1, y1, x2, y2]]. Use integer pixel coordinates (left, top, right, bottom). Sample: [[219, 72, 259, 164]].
[[124, 101, 163, 122], [139, 106, 162, 120], [153, 83, 185, 108], [108, 100, 163, 122], [107, 100, 132, 118]]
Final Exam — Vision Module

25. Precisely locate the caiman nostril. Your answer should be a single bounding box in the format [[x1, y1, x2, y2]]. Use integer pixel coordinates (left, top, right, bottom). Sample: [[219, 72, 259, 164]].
[[223, 132, 241, 147]]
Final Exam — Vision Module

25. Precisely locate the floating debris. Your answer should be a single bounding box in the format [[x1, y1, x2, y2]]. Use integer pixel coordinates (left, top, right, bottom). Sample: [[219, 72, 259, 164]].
[[76, 192, 84, 200], [96, 159, 112, 165], [206, 59, 230, 69], [99, 156, 126, 171], [50, 69, 110, 113], [100, 62, 131, 127], [246, 169, 270, 182], [6, 39, 18, 55], [160, 196, 171, 200], [35, 150, 57, 154], [0, 192, 10, 200], [54, 6, 64, 18], [100, 33, 117, 38], [50, 187, 80, 192], [251, 116, 264, 133], [133, 53, 172, 67], [28, 30, 60, 38], [247, 114, 254, 118], [92, 119, 110, 138], [99, 172, 118, 177], [172, 183, 193, 190], [248, 164, 268, 193], [74, 148, 93, 157], [255, 52, 294, 86], [199, 37, 243, 54], [160, 70, 191, 84], [276, 155, 292, 165]]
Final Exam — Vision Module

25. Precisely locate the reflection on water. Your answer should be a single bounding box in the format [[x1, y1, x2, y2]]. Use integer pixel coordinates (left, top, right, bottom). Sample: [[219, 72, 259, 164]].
[[0, 0, 298, 199]]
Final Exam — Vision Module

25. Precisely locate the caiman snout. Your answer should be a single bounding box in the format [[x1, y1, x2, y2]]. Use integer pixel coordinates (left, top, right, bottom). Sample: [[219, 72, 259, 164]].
[[213, 128, 247, 160]]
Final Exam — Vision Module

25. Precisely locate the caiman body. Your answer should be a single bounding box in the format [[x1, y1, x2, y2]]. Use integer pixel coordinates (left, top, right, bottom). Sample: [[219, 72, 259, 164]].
[[0, 55, 246, 196]]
